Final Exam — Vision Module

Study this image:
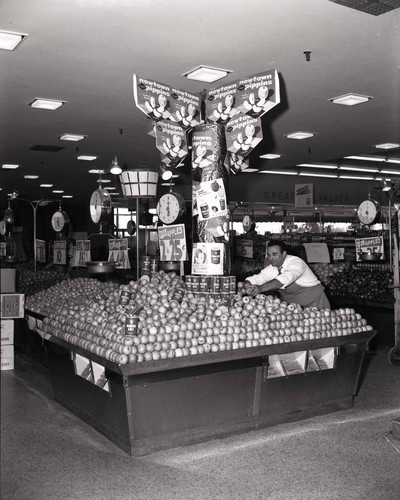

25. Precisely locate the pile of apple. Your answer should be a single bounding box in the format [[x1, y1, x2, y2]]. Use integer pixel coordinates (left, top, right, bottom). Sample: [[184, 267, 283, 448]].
[[33, 270, 373, 365], [17, 267, 69, 296]]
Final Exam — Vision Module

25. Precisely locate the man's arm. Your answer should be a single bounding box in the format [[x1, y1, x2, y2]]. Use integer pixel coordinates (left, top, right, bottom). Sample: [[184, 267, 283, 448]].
[[245, 278, 283, 296]]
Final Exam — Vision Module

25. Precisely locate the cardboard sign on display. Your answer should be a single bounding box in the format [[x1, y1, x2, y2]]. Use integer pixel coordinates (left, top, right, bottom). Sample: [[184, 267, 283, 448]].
[[155, 120, 188, 166], [192, 242, 224, 275], [205, 80, 240, 124], [73, 240, 91, 268], [169, 87, 203, 130], [196, 178, 228, 221], [235, 69, 280, 118], [53, 240, 67, 265], [191, 129, 216, 170], [355, 236, 384, 261], [108, 238, 130, 269], [36, 239, 46, 263], [224, 152, 250, 174], [133, 74, 174, 121], [225, 114, 262, 157], [158, 224, 187, 262]]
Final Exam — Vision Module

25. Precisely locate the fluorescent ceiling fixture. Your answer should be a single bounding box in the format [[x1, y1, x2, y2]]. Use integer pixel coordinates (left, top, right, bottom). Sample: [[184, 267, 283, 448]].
[[344, 155, 385, 162], [109, 192, 120, 196], [375, 143, 399, 150], [52, 190, 64, 194], [242, 168, 259, 173], [171, 174, 180, 178], [339, 166, 379, 173], [77, 155, 98, 161], [338, 175, 375, 181], [59, 133, 86, 141], [258, 170, 297, 175], [62, 195, 73, 199], [385, 159, 400, 165], [2, 164, 19, 169], [297, 163, 337, 169], [24, 175, 39, 179], [89, 169, 106, 174], [329, 93, 373, 106], [30, 98, 65, 110], [161, 182, 176, 186], [299, 172, 338, 178], [104, 186, 116, 190], [285, 132, 315, 140], [40, 184, 53, 188], [99, 178, 111, 183], [381, 170, 400, 175], [259, 154, 282, 159], [0, 30, 28, 51], [182, 65, 231, 83]]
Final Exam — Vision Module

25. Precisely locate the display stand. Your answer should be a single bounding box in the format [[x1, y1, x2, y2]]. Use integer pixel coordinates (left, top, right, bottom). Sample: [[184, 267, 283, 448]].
[[42, 330, 375, 457]]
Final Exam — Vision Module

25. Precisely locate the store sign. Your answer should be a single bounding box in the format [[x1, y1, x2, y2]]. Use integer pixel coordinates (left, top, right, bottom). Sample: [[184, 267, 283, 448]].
[[133, 74, 174, 121], [355, 236, 384, 261], [155, 120, 188, 166], [235, 69, 280, 118], [158, 224, 187, 262], [225, 114, 262, 158], [192, 242, 224, 275], [36, 239, 46, 263], [53, 240, 67, 265], [169, 87, 203, 129], [108, 238, 130, 269]]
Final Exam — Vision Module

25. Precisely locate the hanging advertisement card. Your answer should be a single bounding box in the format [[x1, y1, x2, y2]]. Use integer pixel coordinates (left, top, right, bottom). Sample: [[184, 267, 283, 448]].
[[295, 183, 313, 208], [192, 242, 224, 275], [205, 80, 240, 124], [224, 152, 249, 174], [191, 129, 216, 170], [73, 240, 91, 267], [225, 115, 262, 157], [235, 69, 280, 118], [158, 224, 187, 262], [155, 120, 188, 166], [36, 240, 46, 263], [169, 87, 203, 130], [197, 178, 228, 221], [108, 238, 130, 269], [53, 240, 67, 265], [202, 216, 230, 242], [133, 74, 174, 121], [355, 236, 384, 262]]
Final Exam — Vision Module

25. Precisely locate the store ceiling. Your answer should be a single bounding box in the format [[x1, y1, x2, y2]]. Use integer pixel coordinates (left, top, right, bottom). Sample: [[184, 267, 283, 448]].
[[1, 0, 400, 213]]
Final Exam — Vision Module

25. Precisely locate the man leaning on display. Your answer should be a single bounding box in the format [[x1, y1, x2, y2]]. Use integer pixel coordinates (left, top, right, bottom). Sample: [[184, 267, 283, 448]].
[[244, 239, 330, 309]]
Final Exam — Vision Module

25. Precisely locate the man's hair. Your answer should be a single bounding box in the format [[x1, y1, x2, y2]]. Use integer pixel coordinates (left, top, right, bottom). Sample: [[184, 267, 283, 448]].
[[267, 239, 287, 253]]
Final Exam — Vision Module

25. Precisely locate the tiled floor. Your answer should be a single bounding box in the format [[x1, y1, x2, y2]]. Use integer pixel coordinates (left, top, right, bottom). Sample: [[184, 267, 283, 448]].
[[1, 348, 400, 500]]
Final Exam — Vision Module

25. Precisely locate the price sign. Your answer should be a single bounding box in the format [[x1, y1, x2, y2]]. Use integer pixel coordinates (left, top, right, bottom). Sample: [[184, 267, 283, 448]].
[[333, 248, 345, 261], [73, 240, 91, 267], [108, 238, 130, 269], [158, 224, 187, 262], [36, 240, 46, 263], [355, 236, 384, 262], [53, 240, 67, 265], [236, 239, 254, 258]]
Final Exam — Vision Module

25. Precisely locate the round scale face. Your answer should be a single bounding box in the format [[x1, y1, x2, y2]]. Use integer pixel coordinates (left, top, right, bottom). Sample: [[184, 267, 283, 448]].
[[357, 199, 381, 225], [242, 215, 254, 232], [0, 220, 6, 236], [51, 210, 69, 232], [157, 192, 185, 225], [90, 188, 112, 224]]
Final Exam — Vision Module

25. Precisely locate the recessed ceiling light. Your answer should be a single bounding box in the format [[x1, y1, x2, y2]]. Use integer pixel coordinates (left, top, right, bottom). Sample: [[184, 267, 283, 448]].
[[258, 170, 297, 175], [285, 132, 315, 140], [297, 163, 337, 169], [30, 98, 66, 110], [62, 195, 73, 199], [59, 133, 86, 141], [242, 168, 259, 173], [182, 65, 232, 83], [89, 169, 106, 174], [344, 155, 385, 162], [259, 154, 282, 159], [40, 184, 53, 188], [329, 93, 373, 106], [2, 164, 19, 169], [340, 166, 379, 173], [0, 30, 28, 51], [52, 190, 64, 194], [77, 155, 98, 161], [375, 143, 400, 150], [24, 175, 39, 179]]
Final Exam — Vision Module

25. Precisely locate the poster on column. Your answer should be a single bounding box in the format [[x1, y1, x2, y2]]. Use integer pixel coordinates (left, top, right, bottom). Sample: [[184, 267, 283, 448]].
[[155, 120, 188, 166], [192, 242, 224, 275], [53, 240, 67, 265], [133, 74, 174, 121], [73, 240, 91, 267], [158, 224, 187, 262], [191, 129, 215, 170], [235, 69, 280, 118], [108, 238, 130, 269], [169, 87, 203, 130], [225, 114, 262, 157], [36, 240, 46, 263], [196, 178, 228, 221], [205, 80, 240, 124]]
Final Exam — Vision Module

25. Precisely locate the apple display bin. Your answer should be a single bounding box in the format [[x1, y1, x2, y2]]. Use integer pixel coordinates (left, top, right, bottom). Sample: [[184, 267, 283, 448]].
[[40, 330, 375, 457]]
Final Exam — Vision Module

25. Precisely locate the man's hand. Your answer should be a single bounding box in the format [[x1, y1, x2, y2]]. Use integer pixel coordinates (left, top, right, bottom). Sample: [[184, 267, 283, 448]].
[[244, 281, 259, 296]]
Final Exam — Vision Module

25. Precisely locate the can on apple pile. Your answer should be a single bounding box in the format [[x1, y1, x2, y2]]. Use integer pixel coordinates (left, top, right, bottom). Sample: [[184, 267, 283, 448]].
[[119, 290, 131, 306], [220, 276, 231, 292], [199, 276, 209, 293], [191, 276, 200, 292], [209, 276, 221, 293], [185, 275, 194, 292], [229, 276, 236, 293], [141, 256, 151, 276], [125, 316, 139, 335], [150, 258, 158, 275]]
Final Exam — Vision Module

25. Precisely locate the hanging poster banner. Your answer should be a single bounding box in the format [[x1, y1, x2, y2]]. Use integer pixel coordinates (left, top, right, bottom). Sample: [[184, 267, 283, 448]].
[[53, 240, 67, 265], [206, 80, 240, 124], [295, 183, 313, 208], [192, 242, 224, 275], [36, 240, 46, 263], [196, 178, 228, 221], [158, 224, 187, 262], [225, 114, 262, 157], [224, 152, 250, 174], [169, 87, 203, 129], [235, 69, 280, 118], [73, 240, 91, 268], [155, 120, 188, 166], [191, 129, 216, 170], [133, 74, 174, 121], [108, 238, 130, 269]]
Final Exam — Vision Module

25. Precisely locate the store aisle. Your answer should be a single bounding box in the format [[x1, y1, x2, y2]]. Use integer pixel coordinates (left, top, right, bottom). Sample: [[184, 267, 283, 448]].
[[1, 349, 399, 500]]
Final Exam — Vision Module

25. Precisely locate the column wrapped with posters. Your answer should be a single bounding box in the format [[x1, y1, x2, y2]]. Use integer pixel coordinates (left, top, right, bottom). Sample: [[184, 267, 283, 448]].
[[192, 123, 229, 275]]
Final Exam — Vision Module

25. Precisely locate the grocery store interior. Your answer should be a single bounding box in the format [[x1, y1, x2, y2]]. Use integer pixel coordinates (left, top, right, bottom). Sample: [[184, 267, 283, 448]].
[[1, 1, 400, 499]]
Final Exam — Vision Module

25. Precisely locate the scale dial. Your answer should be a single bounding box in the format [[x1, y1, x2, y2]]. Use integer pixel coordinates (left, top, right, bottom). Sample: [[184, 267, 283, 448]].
[[357, 199, 381, 226], [0, 220, 6, 236], [51, 210, 70, 233], [90, 188, 112, 224], [242, 214, 255, 233], [157, 192, 186, 225]]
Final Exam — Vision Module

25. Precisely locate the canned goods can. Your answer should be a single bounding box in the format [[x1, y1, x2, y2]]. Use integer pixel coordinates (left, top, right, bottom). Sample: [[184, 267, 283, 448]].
[[171, 287, 185, 304], [209, 276, 221, 293], [119, 290, 131, 306], [229, 276, 236, 293], [125, 316, 139, 335], [220, 292, 231, 307], [191, 276, 200, 292], [220, 276, 231, 292], [199, 276, 209, 293], [150, 258, 158, 271]]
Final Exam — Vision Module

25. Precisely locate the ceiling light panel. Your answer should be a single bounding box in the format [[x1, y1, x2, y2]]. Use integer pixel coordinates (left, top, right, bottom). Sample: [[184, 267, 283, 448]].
[[297, 163, 337, 169], [2, 164, 19, 169], [62, 195, 73, 199], [182, 65, 232, 83], [77, 155, 98, 161], [258, 170, 297, 175], [89, 169, 106, 174], [329, 93, 373, 106], [285, 132, 315, 140], [0, 30, 28, 51], [40, 184, 53, 188], [344, 155, 385, 162], [242, 168, 259, 173], [260, 154, 282, 159], [299, 172, 338, 178], [375, 143, 400, 150], [24, 175, 39, 179], [339, 166, 379, 173], [59, 134, 86, 141], [30, 98, 65, 110], [52, 190, 64, 193]]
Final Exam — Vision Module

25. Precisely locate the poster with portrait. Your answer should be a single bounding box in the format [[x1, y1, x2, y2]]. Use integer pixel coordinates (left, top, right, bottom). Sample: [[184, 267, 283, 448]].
[[192, 242, 224, 275]]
